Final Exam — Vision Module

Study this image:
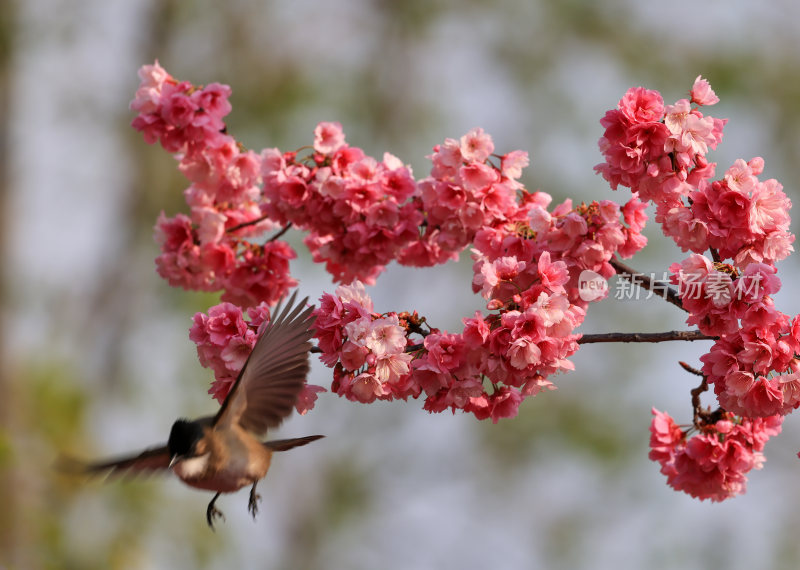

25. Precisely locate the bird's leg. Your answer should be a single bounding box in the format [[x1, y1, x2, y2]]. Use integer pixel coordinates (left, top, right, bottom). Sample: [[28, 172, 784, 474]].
[[206, 492, 225, 529], [248, 482, 261, 519]]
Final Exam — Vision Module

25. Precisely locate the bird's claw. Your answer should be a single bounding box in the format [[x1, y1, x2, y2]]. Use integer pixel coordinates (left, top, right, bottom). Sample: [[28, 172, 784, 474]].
[[206, 503, 225, 529], [248, 489, 262, 519]]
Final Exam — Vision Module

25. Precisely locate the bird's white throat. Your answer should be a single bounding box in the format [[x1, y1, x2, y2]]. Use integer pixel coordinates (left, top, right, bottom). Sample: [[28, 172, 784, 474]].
[[172, 452, 210, 479]]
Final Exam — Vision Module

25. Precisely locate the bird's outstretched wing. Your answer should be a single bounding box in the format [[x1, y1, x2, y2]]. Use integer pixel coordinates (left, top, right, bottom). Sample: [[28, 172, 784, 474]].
[[213, 292, 315, 437], [56, 445, 170, 479]]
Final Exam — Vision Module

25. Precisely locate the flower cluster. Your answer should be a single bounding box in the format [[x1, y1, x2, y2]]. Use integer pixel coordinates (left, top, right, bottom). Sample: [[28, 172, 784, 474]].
[[595, 76, 724, 203], [261, 121, 421, 285], [312, 172, 648, 421], [596, 76, 794, 268], [416, 252, 581, 422], [397, 128, 531, 267], [700, 316, 800, 418], [313, 279, 567, 422], [133, 62, 800, 504], [684, 158, 793, 267], [596, 77, 800, 500], [473, 194, 648, 309], [133, 61, 295, 307], [154, 212, 297, 307], [131, 61, 232, 152], [314, 281, 416, 403], [657, 158, 794, 268], [189, 301, 326, 414], [649, 408, 782, 501], [137, 62, 648, 422], [669, 254, 781, 336]]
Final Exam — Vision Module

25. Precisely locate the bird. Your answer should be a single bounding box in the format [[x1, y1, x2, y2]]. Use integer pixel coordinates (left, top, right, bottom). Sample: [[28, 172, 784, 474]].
[[59, 291, 323, 529]]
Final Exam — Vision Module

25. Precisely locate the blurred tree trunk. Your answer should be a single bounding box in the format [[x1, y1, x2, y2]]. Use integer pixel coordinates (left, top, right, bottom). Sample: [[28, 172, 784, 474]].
[[0, 1, 19, 566]]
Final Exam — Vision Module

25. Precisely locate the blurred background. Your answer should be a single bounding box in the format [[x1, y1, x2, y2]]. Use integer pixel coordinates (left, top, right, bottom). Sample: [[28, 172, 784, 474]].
[[3, 0, 800, 568]]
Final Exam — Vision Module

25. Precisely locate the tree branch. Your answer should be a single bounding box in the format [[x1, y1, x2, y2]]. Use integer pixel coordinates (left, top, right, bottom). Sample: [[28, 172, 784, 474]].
[[578, 330, 716, 344], [610, 257, 685, 312], [308, 330, 716, 354]]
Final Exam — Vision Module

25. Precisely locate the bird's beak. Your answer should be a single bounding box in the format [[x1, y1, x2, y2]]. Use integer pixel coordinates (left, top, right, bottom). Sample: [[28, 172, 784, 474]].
[[168, 455, 179, 469]]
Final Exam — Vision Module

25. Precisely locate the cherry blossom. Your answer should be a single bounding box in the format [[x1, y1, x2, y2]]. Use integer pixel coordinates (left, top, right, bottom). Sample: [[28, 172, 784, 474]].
[[132, 63, 800, 502], [649, 408, 782, 501], [189, 300, 327, 406]]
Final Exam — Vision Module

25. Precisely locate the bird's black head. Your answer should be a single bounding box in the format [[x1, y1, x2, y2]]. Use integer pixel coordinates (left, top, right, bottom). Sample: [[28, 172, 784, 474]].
[[168, 419, 205, 459]]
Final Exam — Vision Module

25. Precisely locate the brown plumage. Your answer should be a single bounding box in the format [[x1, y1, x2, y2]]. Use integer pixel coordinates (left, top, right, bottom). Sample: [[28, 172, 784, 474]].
[[58, 292, 324, 528]]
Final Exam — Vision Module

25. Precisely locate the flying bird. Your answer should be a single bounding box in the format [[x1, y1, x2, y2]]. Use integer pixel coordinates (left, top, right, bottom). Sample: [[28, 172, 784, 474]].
[[60, 292, 323, 529]]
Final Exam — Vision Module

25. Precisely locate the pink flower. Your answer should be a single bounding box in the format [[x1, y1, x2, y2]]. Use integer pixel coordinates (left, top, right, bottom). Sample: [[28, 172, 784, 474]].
[[506, 337, 542, 369], [220, 334, 257, 371], [190, 300, 283, 404], [465, 393, 491, 421], [737, 263, 780, 302], [130, 60, 170, 114], [193, 82, 232, 124], [161, 90, 196, 129], [209, 375, 237, 404], [154, 212, 234, 292], [488, 387, 523, 423], [314, 121, 346, 155], [204, 302, 248, 344], [669, 254, 747, 336], [664, 99, 691, 137], [724, 158, 758, 194], [664, 99, 716, 156], [365, 316, 407, 356], [690, 75, 719, 106], [349, 372, 383, 403], [536, 251, 568, 292], [336, 280, 374, 314], [246, 302, 272, 330], [429, 138, 462, 178], [750, 178, 791, 236], [618, 87, 665, 123], [295, 384, 327, 415], [528, 291, 570, 328], [738, 378, 784, 417], [154, 211, 194, 252], [648, 408, 683, 464], [313, 281, 379, 370], [375, 352, 413, 383], [649, 408, 782, 502], [476, 256, 526, 300], [779, 373, 800, 412], [501, 150, 529, 180], [220, 241, 297, 307], [418, 333, 467, 374], [656, 200, 709, 253], [460, 127, 494, 163], [193, 206, 227, 245], [340, 340, 369, 371], [595, 78, 729, 213], [621, 196, 648, 232]]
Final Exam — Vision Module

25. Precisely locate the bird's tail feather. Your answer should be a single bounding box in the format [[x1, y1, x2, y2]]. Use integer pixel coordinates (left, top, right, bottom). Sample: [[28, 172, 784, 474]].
[[263, 435, 324, 452]]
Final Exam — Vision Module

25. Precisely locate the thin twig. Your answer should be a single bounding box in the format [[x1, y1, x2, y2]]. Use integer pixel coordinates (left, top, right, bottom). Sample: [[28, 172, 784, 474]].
[[226, 214, 271, 233], [226, 216, 293, 240], [686, 360, 709, 420], [681, 360, 726, 427], [679, 361, 703, 376], [689, 375, 709, 413], [266, 223, 293, 242]]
